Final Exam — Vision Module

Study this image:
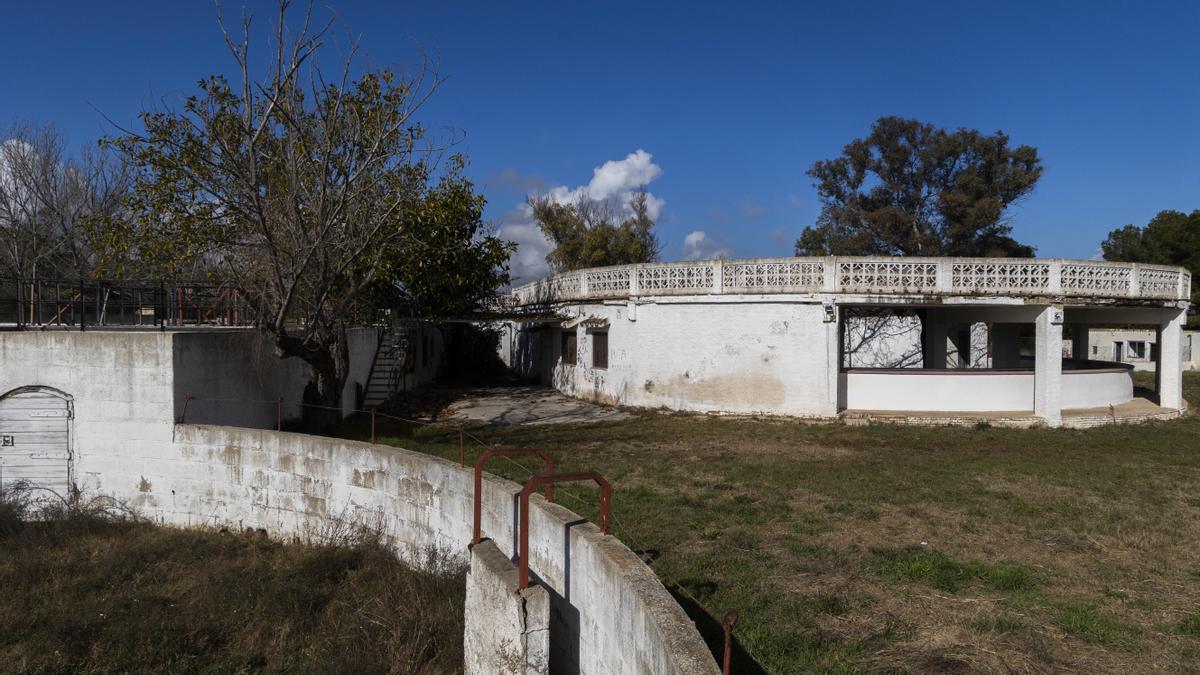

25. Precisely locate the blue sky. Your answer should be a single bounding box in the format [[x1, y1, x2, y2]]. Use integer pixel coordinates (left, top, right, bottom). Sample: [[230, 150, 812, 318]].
[[3, 1, 1197, 282]]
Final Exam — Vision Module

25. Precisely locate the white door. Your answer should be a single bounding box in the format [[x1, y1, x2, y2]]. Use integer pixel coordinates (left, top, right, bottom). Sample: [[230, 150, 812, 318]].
[[0, 388, 72, 501]]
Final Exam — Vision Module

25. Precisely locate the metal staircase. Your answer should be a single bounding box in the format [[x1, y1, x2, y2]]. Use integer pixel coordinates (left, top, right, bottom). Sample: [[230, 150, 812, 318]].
[[362, 327, 407, 409]]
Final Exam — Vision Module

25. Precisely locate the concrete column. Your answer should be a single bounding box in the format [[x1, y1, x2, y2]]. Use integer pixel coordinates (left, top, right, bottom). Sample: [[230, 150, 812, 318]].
[[822, 303, 842, 415], [1034, 306, 1064, 427], [1156, 308, 1186, 411], [1071, 325, 1089, 361]]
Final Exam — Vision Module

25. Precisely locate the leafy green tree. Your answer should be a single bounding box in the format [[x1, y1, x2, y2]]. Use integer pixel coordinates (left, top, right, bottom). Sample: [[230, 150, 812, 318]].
[[90, 2, 509, 420], [530, 189, 660, 272], [374, 156, 514, 318], [1101, 209, 1199, 303], [796, 116, 1042, 257]]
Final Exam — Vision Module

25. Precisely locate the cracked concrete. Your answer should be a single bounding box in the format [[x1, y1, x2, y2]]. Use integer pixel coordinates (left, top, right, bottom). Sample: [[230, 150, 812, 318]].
[[444, 386, 631, 426]]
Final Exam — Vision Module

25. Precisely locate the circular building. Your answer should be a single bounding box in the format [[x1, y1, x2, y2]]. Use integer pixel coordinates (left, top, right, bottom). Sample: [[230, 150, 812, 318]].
[[500, 257, 1192, 428]]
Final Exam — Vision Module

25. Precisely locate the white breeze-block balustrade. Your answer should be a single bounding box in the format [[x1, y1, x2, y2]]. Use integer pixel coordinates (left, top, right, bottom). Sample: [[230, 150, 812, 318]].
[[510, 257, 1192, 305]]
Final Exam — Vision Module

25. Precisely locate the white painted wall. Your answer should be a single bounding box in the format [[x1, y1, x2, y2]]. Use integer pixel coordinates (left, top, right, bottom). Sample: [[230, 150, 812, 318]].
[[1087, 328, 1159, 371], [173, 331, 311, 427], [0, 331, 176, 494], [341, 327, 383, 416], [515, 297, 839, 416], [843, 367, 1133, 412], [844, 370, 1035, 412], [143, 425, 715, 675], [1062, 369, 1134, 408]]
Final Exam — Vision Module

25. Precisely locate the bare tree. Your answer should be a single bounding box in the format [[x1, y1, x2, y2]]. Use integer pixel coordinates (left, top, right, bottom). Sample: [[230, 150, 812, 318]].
[[96, 1, 453, 423], [841, 307, 924, 369], [0, 122, 129, 280]]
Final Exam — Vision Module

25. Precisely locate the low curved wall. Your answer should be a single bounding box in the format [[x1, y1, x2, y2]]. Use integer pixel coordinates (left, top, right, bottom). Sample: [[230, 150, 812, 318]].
[[107, 424, 715, 675], [843, 365, 1133, 412], [1062, 367, 1134, 408]]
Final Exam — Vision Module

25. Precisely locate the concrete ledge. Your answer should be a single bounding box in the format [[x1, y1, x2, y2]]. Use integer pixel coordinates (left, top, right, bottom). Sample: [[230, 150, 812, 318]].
[[465, 540, 549, 675]]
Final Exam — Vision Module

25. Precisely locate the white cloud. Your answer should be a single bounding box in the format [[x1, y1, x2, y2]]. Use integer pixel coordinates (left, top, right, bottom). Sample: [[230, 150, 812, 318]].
[[681, 230, 730, 261], [499, 150, 666, 282], [586, 149, 662, 202]]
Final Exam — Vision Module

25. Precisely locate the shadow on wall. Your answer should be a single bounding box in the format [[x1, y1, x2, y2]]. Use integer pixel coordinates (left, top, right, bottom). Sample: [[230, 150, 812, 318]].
[[440, 323, 511, 384], [510, 324, 547, 384]]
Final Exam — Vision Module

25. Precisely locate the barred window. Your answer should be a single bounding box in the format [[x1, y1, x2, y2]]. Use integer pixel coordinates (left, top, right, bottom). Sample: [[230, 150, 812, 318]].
[[592, 331, 608, 369]]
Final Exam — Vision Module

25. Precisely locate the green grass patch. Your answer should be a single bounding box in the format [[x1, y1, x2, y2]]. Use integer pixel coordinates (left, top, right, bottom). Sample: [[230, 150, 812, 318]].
[[970, 616, 1024, 634], [1178, 610, 1200, 638], [869, 546, 1039, 594], [1054, 602, 1140, 648]]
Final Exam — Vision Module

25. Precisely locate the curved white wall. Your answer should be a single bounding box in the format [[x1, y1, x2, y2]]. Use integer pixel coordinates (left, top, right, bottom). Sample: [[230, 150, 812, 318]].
[[1062, 368, 1134, 408], [111, 425, 717, 675], [843, 367, 1133, 412], [844, 370, 1035, 412], [0, 330, 716, 674]]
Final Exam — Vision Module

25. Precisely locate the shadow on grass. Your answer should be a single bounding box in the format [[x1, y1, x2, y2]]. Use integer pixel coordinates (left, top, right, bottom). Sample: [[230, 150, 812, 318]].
[[668, 586, 768, 675]]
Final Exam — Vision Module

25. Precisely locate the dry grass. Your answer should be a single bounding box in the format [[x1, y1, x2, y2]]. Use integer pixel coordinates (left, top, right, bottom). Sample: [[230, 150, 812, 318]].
[[342, 372, 1200, 674], [0, 486, 466, 674]]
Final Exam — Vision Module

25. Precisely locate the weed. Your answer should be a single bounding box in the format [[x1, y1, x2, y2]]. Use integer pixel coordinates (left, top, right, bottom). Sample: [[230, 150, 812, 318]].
[[970, 616, 1024, 634], [0, 484, 466, 673], [869, 546, 1039, 594], [1179, 611, 1200, 638], [1054, 602, 1140, 648]]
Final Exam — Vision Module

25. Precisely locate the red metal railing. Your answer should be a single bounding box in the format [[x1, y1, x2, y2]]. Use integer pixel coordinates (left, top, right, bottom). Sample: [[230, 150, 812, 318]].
[[518, 471, 611, 589], [722, 609, 738, 675], [473, 449, 555, 545]]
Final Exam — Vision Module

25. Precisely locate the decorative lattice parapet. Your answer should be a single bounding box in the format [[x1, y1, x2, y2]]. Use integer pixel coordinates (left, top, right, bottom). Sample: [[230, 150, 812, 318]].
[[1060, 262, 1133, 296], [635, 261, 715, 295], [508, 257, 1191, 305], [1138, 265, 1186, 299], [951, 260, 1051, 294], [838, 259, 938, 293], [723, 259, 825, 292], [584, 267, 632, 298]]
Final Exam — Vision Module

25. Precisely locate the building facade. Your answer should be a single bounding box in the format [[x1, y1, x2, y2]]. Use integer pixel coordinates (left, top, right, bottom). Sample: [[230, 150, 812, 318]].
[[500, 257, 1192, 428]]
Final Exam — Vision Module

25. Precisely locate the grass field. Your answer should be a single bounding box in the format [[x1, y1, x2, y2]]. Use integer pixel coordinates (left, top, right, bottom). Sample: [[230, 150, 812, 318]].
[[341, 372, 1200, 674], [0, 494, 466, 674]]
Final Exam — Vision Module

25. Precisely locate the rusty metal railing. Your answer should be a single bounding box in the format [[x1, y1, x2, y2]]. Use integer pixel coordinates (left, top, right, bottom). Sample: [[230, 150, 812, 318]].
[[518, 471, 611, 590], [473, 449, 555, 546]]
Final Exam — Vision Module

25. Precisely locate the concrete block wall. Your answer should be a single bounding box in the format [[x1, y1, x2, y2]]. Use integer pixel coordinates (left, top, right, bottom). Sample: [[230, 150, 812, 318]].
[[465, 539, 549, 674], [115, 424, 718, 675]]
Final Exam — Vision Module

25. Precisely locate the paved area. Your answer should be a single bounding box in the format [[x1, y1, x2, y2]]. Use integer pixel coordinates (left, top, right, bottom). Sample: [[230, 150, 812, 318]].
[[841, 395, 1183, 428], [442, 386, 631, 426]]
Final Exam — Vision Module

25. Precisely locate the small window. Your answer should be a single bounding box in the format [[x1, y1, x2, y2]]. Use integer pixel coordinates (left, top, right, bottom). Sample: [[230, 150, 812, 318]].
[[592, 331, 608, 369], [1091, 345, 1098, 355], [1128, 341, 1146, 360], [561, 330, 577, 365]]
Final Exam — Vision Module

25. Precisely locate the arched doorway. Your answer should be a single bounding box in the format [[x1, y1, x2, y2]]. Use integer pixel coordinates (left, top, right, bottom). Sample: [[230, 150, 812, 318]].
[[0, 386, 73, 501]]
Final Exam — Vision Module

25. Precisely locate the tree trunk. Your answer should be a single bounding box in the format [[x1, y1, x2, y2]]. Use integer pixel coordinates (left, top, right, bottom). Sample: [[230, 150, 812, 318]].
[[274, 329, 350, 431]]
